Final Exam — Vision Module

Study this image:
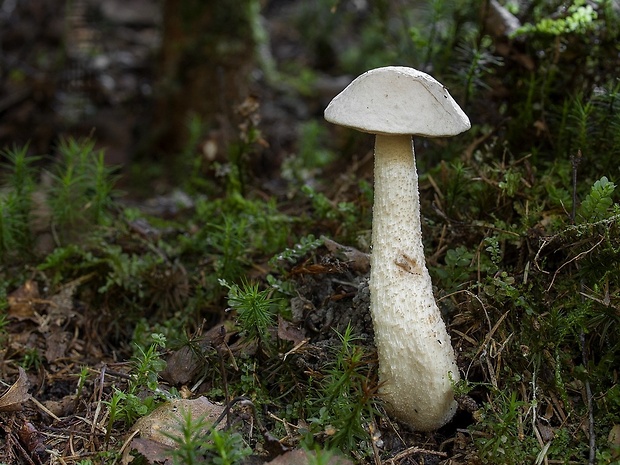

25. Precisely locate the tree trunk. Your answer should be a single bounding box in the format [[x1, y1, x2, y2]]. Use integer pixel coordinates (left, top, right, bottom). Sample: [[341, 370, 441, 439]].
[[148, 0, 256, 160]]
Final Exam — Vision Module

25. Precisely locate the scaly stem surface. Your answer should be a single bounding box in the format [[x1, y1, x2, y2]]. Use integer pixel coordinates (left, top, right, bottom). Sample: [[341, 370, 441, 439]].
[[370, 134, 459, 431]]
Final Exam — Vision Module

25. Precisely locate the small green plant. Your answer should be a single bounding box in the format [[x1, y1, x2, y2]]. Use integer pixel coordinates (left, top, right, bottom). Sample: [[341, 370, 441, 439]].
[[432, 246, 475, 293], [21, 348, 42, 370], [304, 325, 377, 455], [410, 0, 451, 67], [455, 36, 503, 106], [131, 333, 167, 392], [597, 449, 620, 465], [578, 176, 616, 222], [36, 244, 85, 284], [301, 185, 360, 238], [206, 428, 252, 465], [440, 160, 475, 217], [104, 389, 123, 443], [183, 194, 293, 283], [204, 215, 250, 281], [165, 409, 251, 465], [167, 409, 212, 465], [474, 390, 538, 464], [47, 137, 118, 236], [0, 192, 26, 258], [269, 234, 324, 269], [514, 0, 598, 36], [450, 373, 474, 398], [96, 243, 162, 297], [105, 334, 167, 428], [106, 383, 158, 428], [0, 145, 38, 259], [498, 168, 522, 198], [220, 279, 278, 342], [76, 366, 89, 399], [0, 138, 119, 259], [1, 144, 38, 208]]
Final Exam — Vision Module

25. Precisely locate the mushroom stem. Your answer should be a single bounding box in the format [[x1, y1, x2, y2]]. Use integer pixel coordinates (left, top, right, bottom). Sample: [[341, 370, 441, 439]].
[[370, 134, 459, 431]]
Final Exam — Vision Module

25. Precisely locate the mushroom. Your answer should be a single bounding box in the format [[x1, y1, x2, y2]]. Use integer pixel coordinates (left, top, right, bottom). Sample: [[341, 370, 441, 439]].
[[324, 66, 470, 431]]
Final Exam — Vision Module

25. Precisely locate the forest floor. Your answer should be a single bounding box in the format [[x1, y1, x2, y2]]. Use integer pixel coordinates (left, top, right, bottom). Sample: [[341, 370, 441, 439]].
[[1, 1, 619, 465]]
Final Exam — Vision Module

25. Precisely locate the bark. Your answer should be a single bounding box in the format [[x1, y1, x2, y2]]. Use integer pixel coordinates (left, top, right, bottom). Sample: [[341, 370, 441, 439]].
[[148, 0, 257, 159]]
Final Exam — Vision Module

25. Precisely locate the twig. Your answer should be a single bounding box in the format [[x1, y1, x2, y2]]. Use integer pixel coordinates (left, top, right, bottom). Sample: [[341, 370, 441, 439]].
[[216, 344, 231, 429], [386, 446, 447, 464], [92, 365, 106, 445], [467, 309, 510, 383], [115, 428, 140, 465], [368, 420, 382, 465], [28, 396, 60, 422], [545, 236, 605, 292]]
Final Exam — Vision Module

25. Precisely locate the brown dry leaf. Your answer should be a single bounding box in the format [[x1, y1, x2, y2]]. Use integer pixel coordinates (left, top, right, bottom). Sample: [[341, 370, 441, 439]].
[[160, 346, 202, 385], [132, 397, 225, 447], [48, 278, 84, 324], [17, 422, 47, 462], [277, 316, 305, 345], [43, 394, 76, 417], [323, 237, 370, 274], [265, 449, 353, 465], [537, 422, 555, 442], [262, 430, 291, 457], [0, 367, 31, 412], [161, 323, 231, 385], [127, 438, 174, 465], [8, 280, 40, 319], [44, 328, 71, 363]]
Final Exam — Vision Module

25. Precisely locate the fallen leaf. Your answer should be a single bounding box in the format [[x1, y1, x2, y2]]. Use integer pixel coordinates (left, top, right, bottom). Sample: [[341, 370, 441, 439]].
[[8, 280, 40, 319], [0, 367, 31, 412], [43, 394, 76, 417], [128, 437, 174, 465], [160, 346, 202, 386], [277, 316, 305, 345], [18, 422, 47, 462], [262, 430, 290, 458], [48, 278, 82, 324], [132, 397, 225, 447], [161, 324, 230, 385], [537, 421, 555, 442], [44, 328, 70, 363]]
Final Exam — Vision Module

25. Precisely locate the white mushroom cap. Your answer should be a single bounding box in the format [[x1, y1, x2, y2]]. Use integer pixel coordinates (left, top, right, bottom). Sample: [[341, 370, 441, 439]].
[[324, 66, 470, 137]]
